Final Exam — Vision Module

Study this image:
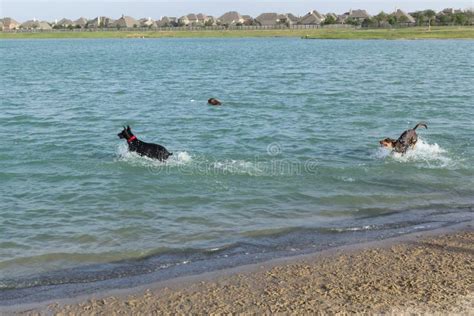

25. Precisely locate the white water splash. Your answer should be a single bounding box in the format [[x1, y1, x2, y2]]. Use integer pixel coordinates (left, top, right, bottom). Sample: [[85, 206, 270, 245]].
[[116, 143, 192, 168], [375, 138, 453, 168], [212, 159, 263, 176], [117, 144, 264, 176]]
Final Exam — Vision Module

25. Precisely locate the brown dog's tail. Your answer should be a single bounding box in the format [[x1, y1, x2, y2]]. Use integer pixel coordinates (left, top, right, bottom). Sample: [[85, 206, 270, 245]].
[[413, 122, 428, 130]]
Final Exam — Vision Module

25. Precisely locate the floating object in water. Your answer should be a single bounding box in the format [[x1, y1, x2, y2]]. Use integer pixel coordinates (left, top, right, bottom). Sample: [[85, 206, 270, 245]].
[[208, 98, 222, 106]]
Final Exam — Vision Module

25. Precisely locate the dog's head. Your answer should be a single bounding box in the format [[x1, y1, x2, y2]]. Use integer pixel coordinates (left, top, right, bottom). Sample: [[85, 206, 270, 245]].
[[208, 98, 221, 106], [118, 125, 134, 140], [379, 138, 396, 148]]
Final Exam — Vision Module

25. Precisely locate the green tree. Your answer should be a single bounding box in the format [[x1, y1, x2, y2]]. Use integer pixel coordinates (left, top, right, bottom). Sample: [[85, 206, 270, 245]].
[[387, 15, 398, 26], [346, 17, 360, 26], [411, 12, 425, 26], [361, 17, 376, 27], [439, 14, 452, 25], [424, 9, 436, 31], [465, 10, 474, 25], [397, 15, 409, 26], [374, 11, 388, 27], [323, 15, 336, 25], [454, 13, 467, 25]]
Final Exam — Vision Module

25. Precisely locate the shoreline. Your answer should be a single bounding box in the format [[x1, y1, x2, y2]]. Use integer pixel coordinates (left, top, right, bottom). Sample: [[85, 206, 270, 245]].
[[3, 220, 472, 314], [1, 26, 474, 40]]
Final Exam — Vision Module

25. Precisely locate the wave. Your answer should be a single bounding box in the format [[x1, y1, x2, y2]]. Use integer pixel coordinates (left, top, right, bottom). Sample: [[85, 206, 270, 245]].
[[212, 159, 263, 176], [374, 138, 454, 168], [116, 143, 267, 176]]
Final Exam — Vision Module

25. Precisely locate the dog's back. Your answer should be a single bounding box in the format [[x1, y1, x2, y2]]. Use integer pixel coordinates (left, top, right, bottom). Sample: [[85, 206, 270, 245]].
[[394, 122, 427, 153], [131, 140, 172, 161]]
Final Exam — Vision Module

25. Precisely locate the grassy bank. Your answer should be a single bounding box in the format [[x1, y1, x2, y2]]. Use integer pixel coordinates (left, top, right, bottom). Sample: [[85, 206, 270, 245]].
[[1, 26, 473, 40]]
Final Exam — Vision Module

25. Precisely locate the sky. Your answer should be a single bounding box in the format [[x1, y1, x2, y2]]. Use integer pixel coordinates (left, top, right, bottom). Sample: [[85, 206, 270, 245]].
[[1, 0, 473, 22]]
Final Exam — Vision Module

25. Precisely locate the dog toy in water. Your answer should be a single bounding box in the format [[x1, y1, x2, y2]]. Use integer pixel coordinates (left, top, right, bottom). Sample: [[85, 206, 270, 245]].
[[118, 125, 172, 161]]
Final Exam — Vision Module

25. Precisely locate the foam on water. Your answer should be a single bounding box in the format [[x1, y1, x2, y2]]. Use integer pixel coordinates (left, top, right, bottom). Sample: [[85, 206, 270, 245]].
[[116, 143, 263, 176], [116, 143, 192, 168], [212, 159, 263, 176], [375, 138, 454, 168]]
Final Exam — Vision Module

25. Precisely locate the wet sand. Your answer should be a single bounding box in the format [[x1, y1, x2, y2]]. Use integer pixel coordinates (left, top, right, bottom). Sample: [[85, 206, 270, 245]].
[[12, 225, 473, 315]]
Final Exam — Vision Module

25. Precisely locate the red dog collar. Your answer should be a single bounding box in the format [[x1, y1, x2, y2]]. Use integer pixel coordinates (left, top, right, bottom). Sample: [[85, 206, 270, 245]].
[[127, 136, 137, 143]]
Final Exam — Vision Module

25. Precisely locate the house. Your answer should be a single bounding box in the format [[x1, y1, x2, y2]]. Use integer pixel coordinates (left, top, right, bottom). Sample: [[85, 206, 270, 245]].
[[87, 16, 113, 28], [286, 13, 299, 25], [312, 10, 325, 20], [178, 13, 204, 26], [2, 17, 20, 30], [38, 21, 52, 30], [186, 13, 199, 25], [20, 19, 52, 30], [73, 17, 88, 28], [298, 10, 325, 25], [392, 9, 415, 25], [347, 9, 371, 22], [113, 15, 139, 28], [336, 14, 348, 24], [255, 13, 280, 26], [156, 16, 177, 27], [196, 13, 212, 25], [441, 8, 455, 14], [206, 15, 218, 26], [55, 18, 74, 28], [139, 17, 156, 28], [178, 15, 189, 26], [241, 15, 255, 25], [218, 11, 245, 26]]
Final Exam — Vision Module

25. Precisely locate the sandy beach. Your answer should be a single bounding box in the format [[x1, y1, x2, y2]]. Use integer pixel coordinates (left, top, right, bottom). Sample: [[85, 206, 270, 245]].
[[8, 226, 471, 315]]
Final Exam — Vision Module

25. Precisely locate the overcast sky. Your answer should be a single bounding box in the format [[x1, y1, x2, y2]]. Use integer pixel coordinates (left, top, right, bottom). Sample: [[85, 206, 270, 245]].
[[1, 0, 473, 22]]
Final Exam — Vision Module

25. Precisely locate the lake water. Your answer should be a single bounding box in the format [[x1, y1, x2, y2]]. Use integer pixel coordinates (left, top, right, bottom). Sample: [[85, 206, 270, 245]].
[[1, 38, 473, 302]]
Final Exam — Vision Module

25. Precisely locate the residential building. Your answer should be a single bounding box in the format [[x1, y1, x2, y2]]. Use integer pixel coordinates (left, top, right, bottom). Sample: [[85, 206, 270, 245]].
[[55, 18, 74, 28], [347, 9, 371, 23], [156, 17, 177, 27], [87, 16, 114, 28], [218, 11, 245, 26], [113, 15, 139, 28], [2, 17, 20, 30], [392, 9, 416, 25], [139, 17, 156, 28], [299, 10, 325, 25], [20, 19, 52, 30], [73, 17, 88, 28], [255, 13, 280, 26]]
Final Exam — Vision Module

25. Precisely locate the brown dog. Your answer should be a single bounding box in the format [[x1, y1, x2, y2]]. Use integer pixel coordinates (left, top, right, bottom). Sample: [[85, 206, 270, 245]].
[[379, 122, 428, 154], [208, 98, 222, 106]]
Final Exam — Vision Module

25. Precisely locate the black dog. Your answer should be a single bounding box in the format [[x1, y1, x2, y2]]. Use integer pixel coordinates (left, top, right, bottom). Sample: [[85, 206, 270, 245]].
[[118, 126, 172, 161], [379, 122, 428, 154]]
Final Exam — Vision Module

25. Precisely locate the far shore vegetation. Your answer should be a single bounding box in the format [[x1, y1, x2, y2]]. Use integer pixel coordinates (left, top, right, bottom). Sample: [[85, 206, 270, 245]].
[[1, 26, 473, 40]]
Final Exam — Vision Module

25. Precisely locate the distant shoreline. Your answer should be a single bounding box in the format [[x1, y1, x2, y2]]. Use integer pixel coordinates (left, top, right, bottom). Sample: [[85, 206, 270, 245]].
[[1, 26, 474, 40]]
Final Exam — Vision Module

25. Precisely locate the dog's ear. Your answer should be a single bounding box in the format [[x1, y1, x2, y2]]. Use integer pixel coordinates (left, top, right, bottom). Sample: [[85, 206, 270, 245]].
[[127, 125, 131, 131]]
